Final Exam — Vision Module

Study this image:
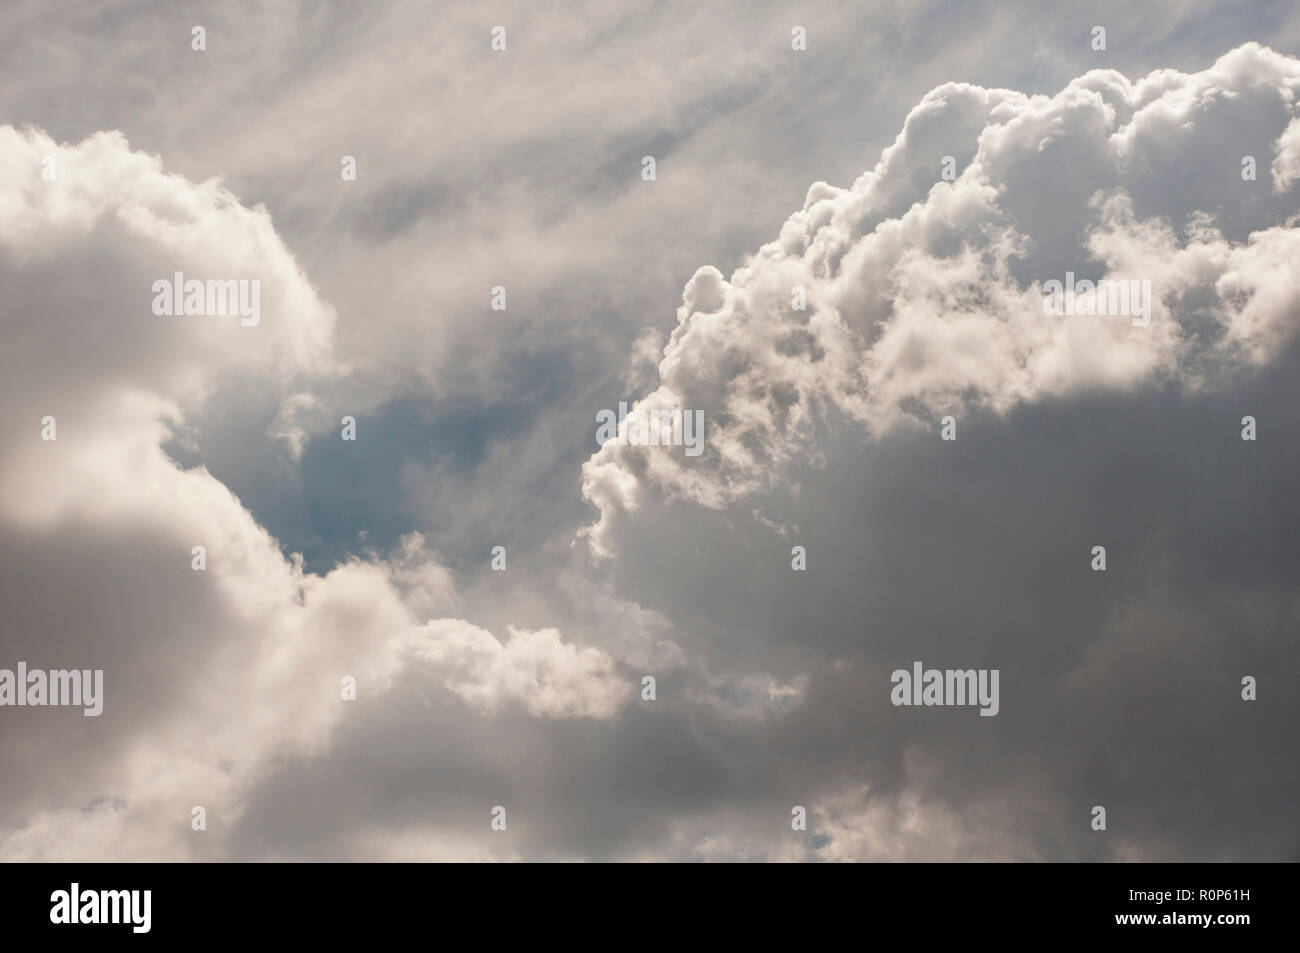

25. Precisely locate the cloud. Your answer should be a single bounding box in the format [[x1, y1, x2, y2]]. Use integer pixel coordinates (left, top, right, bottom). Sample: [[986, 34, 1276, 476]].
[[552, 42, 1300, 864], [582, 43, 1300, 556], [408, 621, 630, 719], [1272, 115, 1300, 190], [0, 126, 625, 860], [2, 13, 1297, 863]]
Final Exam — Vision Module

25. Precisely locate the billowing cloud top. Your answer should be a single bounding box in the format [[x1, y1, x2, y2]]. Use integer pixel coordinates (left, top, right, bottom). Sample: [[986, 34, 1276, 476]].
[[583, 43, 1300, 557]]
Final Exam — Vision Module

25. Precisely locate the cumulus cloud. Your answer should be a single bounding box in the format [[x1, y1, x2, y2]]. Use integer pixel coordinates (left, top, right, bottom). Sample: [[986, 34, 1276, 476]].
[[2, 12, 1297, 863], [0, 126, 626, 859], [408, 622, 630, 719], [1272, 115, 1300, 191], [582, 44, 1300, 555]]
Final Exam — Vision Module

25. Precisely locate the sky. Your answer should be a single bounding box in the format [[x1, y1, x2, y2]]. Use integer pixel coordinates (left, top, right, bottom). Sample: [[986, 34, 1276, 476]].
[[0, 0, 1297, 861]]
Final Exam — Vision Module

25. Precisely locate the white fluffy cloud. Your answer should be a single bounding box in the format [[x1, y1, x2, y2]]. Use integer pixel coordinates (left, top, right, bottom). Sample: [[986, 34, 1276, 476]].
[[582, 43, 1300, 556], [408, 621, 629, 719], [0, 125, 626, 860]]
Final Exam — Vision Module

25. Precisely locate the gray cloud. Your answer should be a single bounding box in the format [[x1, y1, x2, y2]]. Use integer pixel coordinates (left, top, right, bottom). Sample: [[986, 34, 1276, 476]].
[[0, 2, 1297, 862]]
